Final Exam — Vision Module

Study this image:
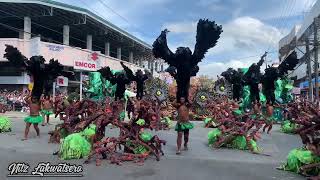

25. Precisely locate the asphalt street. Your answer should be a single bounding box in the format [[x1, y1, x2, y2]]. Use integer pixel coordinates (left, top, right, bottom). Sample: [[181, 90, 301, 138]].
[[0, 112, 304, 180]]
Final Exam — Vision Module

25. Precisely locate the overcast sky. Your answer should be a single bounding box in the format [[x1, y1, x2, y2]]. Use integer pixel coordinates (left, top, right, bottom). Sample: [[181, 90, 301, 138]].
[[56, 0, 317, 78]]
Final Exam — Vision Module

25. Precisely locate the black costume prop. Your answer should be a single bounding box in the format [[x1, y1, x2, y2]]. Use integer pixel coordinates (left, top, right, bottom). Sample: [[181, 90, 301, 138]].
[[153, 19, 222, 102], [4, 45, 73, 100], [98, 66, 130, 100], [261, 51, 299, 104], [120, 62, 150, 100]]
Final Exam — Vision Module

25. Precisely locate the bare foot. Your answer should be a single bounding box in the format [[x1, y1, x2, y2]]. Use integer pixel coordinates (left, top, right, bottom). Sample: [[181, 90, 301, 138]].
[[21, 138, 28, 141], [84, 160, 90, 164], [176, 150, 181, 155], [96, 159, 102, 166], [184, 145, 188, 151], [41, 123, 46, 126]]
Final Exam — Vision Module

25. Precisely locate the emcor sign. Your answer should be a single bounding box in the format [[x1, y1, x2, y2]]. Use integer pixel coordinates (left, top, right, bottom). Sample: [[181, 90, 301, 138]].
[[56, 76, 68, 86], [73, 60, 97, 71]]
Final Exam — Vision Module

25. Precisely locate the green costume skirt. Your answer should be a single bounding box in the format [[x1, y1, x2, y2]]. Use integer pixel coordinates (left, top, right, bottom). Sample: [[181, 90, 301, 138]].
[[233, 109, 243, 116], [41, 109, 53, 116], [24, 115, 43, 124], [207, 129, 260, 153], [279, 148, 320, 176], [175, 122, 194, 132], [125, 132, 153, 154], [59, 133, 91, 160], [161, 117, 173, 128], [140, 131, 152, 142], [208, 128, 222, 145], [0, 116, 11, 132], [266, 116, 275, 123], [281, 120, 298, 134]]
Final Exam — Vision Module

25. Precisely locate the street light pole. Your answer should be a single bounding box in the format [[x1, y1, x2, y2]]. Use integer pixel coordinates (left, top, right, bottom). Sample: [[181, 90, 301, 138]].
[[314, 18, 319, 101], [80, 71, 83, 101], [306, 39, 314, 102]]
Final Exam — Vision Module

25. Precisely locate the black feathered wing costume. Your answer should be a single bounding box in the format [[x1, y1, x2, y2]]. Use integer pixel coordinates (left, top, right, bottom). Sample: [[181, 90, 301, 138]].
[[242, 53, 266, 103], [4, 45, 71, 100], [221, 68, 243, 100], [98, 66, 130, 100], [261, 51, 299, 104], [153, 19, 222, 102], [120, 62, 149, 100]]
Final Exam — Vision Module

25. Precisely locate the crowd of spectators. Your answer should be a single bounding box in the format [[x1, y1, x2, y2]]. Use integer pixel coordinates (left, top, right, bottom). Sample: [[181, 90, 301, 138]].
[[0, 89, 29, 112]]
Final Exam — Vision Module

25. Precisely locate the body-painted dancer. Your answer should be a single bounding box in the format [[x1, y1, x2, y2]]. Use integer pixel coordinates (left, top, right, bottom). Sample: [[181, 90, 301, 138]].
[[263, 102, 274, 134], [41, 95, 53, 126], [22, 95, 42, 140], [174, 97, 194, 155]]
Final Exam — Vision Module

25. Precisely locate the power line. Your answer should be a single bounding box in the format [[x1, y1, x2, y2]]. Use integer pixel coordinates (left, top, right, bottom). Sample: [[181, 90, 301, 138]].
[[77, 0, 149, 52], [269, 0, 297, 55], [77, 0, 129, 43], [95, 0, 151, 41], [96, 0, 130, 24], [265, 1, 289, 52], [281, 0, 299, 34], [266, 0, 296, 52], [213, 51, 277, 62]]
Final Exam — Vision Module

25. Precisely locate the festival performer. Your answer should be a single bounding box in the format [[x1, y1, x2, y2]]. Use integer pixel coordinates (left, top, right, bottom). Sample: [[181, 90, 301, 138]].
[[251, 100, 265, 130], [41, 95, 53, 126], [263, 101, 274, 134], [126, 97, 135, 119], [253, 101, 261, 114], [22, 94, 42, 140], [0, 96, 11, 133], [104, 97, 113, 114], [174, 97, 194, 155]]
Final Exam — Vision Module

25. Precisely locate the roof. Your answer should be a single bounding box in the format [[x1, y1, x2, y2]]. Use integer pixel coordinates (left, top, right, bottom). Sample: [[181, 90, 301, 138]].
[[279, 25, 300, 49], [0, 0, 152, 49], [296, 0, 320, 40]]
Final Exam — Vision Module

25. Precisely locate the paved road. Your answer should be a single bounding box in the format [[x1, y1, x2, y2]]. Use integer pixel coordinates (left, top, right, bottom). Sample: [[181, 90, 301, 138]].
[[0, 112, 304, 180]]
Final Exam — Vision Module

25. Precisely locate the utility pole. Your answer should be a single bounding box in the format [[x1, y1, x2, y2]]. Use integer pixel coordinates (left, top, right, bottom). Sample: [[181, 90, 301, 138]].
[[306, 39, 314, 102], [314, 18, 319, 101]]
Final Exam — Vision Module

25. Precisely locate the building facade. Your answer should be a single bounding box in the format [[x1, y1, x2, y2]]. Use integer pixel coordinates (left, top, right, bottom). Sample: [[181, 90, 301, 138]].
[[278, 0, 320, 100], [0, 0, 163, 91]]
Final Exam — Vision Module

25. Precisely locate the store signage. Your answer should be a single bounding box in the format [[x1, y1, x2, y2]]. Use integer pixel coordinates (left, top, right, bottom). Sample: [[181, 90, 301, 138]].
[[56, 76, 68, 86], [73, 60, 97, 71], [292, 87, 301, 95], [90, 52, 99, 61], [46, 44, 64, 52], [85, 51, 102, 69]]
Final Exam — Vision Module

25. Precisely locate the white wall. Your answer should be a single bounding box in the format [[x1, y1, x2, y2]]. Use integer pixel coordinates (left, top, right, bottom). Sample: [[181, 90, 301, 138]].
[[0, 38, 145, 73]]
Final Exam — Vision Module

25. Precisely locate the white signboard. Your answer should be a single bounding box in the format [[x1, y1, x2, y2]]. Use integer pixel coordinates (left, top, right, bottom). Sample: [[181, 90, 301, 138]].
[[46, 44, 64, 52], [56, 76, 68, 86], [73, 60, 97, 71], [88, 51, 101, 69], [82, 75, 89, 81], [292, 87, 301, 95]]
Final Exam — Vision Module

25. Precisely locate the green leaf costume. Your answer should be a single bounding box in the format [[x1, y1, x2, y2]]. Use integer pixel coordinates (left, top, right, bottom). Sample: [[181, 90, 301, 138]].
[[0, 116, 11, 132]]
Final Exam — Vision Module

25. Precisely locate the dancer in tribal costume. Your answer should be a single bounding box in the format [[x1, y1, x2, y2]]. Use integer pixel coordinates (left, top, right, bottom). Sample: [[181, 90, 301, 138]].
[[22, 95, 42, 140], [174, 97, 194, 155]]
